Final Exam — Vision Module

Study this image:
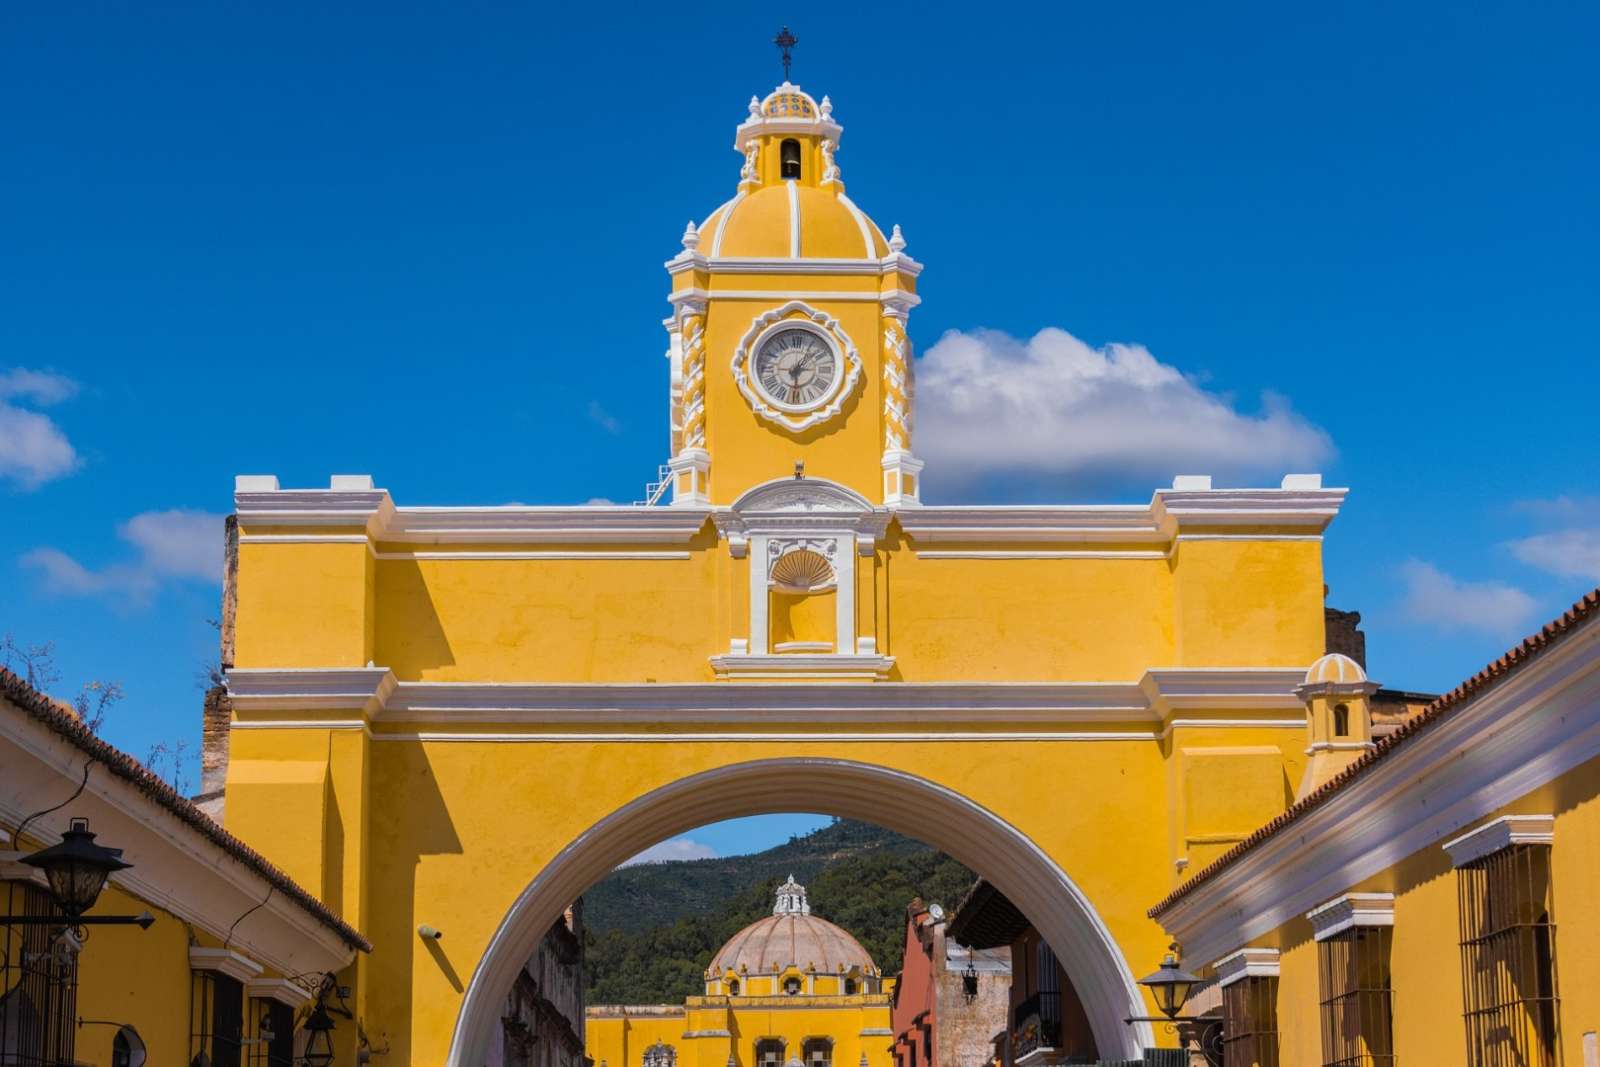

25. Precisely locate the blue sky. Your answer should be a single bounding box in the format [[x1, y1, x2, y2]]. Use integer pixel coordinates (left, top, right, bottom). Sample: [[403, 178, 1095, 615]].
[[2, 4, 1596, 858]]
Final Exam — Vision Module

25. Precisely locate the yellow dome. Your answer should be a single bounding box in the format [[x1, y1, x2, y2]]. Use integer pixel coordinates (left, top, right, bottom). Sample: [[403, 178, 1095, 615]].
[[700, 184, 888, 260], [1304, 652, 1367, 686], [706, 876, 877, 978]]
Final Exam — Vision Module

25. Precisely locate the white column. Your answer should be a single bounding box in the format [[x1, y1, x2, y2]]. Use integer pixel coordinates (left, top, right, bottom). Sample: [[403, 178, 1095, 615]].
[[749, 534, 770, 654], [833, 534, 854, 654]]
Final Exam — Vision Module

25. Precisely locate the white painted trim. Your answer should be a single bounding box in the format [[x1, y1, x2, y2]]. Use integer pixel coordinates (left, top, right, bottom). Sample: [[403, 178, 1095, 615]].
[[710, 191, 745, 256], [372, 550, 690, 561], [238, 534, 372, 544], [1212, 947, 1280, 987], [225, 667, 1308, 725], [1155, 614, 1600, 966], [190, 946, 265, 982], [708, 654, 894, 681], [1443, 814, 1556, 868], [1173, 534, 1324, 543], [913, 550, 1168, 560], [372, 730, 1161, 743], [837, 193, 878, 257], [246, 977, 315, 1007], [443, 758, 1150, 1065], [231, 720, 371, 732], [674, 256, 922, 277], [668, 288, 920, 307], [786, 179, 801, 257], [1306, 893, 1395, 941]]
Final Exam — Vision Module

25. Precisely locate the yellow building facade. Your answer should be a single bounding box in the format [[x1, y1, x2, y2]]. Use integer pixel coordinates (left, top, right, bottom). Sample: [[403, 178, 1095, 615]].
[[1, 668, 367, 1067], [586, 876, 895, 1067], [1151, 589, 1600, 1067], [214, 79, 1368, 1066]]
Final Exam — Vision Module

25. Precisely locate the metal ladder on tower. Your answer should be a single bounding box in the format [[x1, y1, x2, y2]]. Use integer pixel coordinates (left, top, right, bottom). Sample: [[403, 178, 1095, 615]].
[[633, 464, 672, 507]]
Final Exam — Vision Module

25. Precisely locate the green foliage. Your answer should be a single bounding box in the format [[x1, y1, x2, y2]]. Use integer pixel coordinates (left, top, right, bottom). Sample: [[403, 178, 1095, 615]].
[[584, 819, 973, 1005]]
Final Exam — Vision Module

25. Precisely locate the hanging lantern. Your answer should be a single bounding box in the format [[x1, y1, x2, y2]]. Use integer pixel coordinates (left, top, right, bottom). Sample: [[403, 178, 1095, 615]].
[[21, 818, 131, 918], [1137, 947, 1202, 1019], [301, 999, 337, 1067]]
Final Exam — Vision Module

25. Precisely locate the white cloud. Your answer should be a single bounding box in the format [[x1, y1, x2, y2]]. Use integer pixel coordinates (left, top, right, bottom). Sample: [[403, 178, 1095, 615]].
[[22, 509, 226, 604], [1507, 496, 1600, 582], [1398, 560, 1538, 638], [583, 497, 618, 506], [587, 400, 622, 435], [618, 837, 718, 867], [913, 328, 1332, 491], [0, 368, 81, 489]]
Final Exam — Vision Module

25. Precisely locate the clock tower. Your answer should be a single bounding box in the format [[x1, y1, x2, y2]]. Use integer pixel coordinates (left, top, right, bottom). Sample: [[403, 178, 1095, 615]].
[[663, 82, 925, 507]]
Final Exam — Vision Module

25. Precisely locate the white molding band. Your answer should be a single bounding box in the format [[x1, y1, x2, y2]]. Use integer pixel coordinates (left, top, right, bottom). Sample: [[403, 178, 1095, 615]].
[[189, 946, 265, 983], [1443, 815, 1556, 868], [226, 667, 1308, 726], [1306, 893, 1395, 941], [1212, 947, 1280, 987], [246, 977, 315, 1007], [232, 481, 1345, 548]]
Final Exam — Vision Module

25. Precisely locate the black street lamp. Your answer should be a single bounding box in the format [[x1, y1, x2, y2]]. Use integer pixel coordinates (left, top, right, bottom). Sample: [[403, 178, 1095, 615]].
[[1137, 948, 1202, 1019], [4, 818, 153, 929], [301, 999, 337, 1067], [1126, 945, 1220, 1066]]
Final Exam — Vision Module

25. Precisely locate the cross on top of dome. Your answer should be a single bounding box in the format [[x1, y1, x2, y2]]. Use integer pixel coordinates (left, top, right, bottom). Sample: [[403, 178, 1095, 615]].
[[773, 874, 811, 915]]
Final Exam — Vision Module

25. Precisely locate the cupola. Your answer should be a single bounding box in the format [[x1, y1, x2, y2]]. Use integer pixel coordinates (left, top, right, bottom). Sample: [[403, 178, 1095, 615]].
[[703, 876, 881, 997], [1294, 653, 1380, 800]]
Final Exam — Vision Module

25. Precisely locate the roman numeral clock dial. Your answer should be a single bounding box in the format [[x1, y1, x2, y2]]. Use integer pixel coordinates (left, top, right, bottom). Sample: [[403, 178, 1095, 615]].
[[752, 327, 838, 413]]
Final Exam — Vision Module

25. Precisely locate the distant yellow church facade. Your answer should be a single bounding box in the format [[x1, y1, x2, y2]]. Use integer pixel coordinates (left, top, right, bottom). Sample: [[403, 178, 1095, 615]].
[[197, 77, 1600, 1067], [586, 877, 894, 1067]]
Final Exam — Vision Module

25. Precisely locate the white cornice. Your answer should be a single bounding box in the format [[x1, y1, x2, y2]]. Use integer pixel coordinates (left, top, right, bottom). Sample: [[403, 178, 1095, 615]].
[[708, 653, 896, 681], [246, 977, 315, 1007], [665, 255, 922, 277], [1443, 814, 1556, 868], [235, 483, 712, 545], [234, 485, 1341, 548], [225, 668, 1307, 728], [1152, 487, 1347, 538], [667, 287, 920, 307], [1155, 613, 1600, 966], [1212, 948, 1279, 987], [1306, 893, 1394, 941], [190, 946, 265, 982]]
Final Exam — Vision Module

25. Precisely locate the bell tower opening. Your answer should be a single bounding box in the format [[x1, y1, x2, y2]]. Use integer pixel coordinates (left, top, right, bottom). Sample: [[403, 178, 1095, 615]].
[[780, 138, 802, 179]]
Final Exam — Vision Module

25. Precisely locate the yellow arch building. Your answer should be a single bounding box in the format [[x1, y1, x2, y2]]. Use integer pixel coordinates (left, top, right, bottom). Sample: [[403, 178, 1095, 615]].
[[219, 79, 1350, 1065]]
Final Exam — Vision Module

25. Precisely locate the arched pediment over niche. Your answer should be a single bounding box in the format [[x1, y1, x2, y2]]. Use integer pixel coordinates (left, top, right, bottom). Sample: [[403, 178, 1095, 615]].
[[728, 477, 875, 517]]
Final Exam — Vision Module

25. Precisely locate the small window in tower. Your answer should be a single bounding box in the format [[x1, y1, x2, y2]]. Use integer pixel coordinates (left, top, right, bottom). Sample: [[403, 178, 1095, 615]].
[[1333, 703, 1350, 737], [844, 978, 857, 995], [727, 979, 739, 996], [784, 975, 802, 995], [780, 139, 802, 179]]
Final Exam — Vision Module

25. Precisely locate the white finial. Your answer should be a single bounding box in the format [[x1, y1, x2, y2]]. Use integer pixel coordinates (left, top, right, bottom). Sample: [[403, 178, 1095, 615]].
[[819, 95, 833, 119], [682, 220, 699, 252], [773, 874, 811, 915], [749, 95, 762, 119], [889, 225, 906, 253]]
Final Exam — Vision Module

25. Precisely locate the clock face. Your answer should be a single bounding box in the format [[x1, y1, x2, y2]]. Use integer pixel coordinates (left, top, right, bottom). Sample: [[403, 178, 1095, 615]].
[[753, 328, 838, 410]]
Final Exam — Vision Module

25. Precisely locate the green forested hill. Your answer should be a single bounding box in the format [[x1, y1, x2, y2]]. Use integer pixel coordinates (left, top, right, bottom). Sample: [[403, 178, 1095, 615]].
[[584, 819, 974, 1004]]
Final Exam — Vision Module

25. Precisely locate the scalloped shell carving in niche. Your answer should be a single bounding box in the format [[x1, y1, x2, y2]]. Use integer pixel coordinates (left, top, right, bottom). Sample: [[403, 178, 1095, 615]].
[[770, 549, 835, 594]]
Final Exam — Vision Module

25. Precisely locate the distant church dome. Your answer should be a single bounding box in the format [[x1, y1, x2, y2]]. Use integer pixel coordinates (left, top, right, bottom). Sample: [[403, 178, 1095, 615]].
[[706, 876, 877, 978], [690, 83, 893, 261]]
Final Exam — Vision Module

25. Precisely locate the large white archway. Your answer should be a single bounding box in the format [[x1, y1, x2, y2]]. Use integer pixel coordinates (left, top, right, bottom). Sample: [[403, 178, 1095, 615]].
[[446, 758, 1153, 1065]]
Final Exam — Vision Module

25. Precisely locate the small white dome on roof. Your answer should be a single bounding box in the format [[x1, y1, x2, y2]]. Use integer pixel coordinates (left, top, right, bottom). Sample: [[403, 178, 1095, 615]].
[[1305, 653, 1367, 686]]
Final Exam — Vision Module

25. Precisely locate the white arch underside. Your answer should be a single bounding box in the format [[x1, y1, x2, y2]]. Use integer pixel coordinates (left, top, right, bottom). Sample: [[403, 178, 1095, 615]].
[[447, 758, 1152, 1065]]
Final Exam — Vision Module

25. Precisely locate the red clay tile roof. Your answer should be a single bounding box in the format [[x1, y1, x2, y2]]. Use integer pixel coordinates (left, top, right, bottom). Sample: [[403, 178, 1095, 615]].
[[1150, 585, 1600, 918], [0, 666, 372, 953]]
